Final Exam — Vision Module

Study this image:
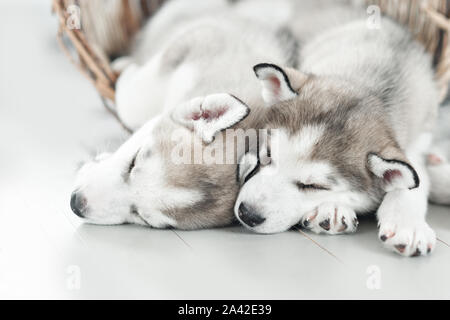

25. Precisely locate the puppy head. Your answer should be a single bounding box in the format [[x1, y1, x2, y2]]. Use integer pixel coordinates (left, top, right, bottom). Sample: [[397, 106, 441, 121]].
[[235, 63, 419, 233], [71, 94, 250, 229]]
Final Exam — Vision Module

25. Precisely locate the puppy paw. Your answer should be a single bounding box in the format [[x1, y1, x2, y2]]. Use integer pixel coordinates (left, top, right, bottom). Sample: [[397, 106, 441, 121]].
[[426, 153, 446, 166], [300, 203, 358, 235], [378, 219, 436, 257]]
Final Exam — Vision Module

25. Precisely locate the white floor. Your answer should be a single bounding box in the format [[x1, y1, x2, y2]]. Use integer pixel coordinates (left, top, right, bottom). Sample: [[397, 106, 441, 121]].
[[1, 1, 450, 299]]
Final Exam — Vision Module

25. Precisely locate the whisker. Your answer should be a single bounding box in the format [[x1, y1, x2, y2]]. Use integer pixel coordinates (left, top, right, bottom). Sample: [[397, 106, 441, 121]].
[[172, 230, 193, 250], [294, 226, 345, 265]]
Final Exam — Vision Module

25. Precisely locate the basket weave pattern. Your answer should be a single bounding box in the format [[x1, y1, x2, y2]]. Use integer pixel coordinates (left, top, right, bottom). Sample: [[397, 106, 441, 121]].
[[53, 0, 450, 128], [367, 0, 450, 100]]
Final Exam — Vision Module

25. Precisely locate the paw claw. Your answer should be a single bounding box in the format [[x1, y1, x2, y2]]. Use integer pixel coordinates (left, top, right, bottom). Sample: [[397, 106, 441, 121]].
[[411, 248, 421, 257], [319, 219, 330, 231], [395, 244, 406, 253], [379, 231, 395, 242], [337, 216, 348, 232]]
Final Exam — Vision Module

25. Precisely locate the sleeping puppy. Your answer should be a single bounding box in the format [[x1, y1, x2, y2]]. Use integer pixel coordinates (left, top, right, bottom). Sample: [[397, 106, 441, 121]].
[[234, 18, 439, 257], [72, 0, 440, 257], [71, 0, 292, 229], [71, 93, 262, 229]]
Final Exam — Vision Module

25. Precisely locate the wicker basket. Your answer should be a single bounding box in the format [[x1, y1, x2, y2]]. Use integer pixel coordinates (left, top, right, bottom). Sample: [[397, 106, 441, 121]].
[[52, 0, 450, 131], [52, 0, 165, 131]]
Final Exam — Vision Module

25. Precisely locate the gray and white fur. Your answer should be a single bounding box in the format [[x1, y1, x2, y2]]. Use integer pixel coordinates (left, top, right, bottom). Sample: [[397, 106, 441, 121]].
[[72, 0, 442, 257]]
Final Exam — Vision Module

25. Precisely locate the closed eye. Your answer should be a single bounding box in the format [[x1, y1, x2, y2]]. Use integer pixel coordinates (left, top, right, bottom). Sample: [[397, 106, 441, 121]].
[[123, 149, 140, 182], [128, 152, 138, 174], [244, 160, 260, 183], [295, 181, 330, 191]]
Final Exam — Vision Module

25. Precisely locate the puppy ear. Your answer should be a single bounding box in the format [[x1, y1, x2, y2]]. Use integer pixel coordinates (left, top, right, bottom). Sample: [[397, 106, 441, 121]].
[[367, 149, 419, 191], [253, 63, 307, 106], [171, 93, 250, 144]]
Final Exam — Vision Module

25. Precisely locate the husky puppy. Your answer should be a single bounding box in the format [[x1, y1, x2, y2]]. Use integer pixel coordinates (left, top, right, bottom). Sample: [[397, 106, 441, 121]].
[[72, 0, 440, 257], [235, 18, 439, 257], [71, 0, 294, 229]]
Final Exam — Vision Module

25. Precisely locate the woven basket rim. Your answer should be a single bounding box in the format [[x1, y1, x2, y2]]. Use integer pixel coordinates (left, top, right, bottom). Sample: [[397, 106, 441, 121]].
[[53, 0, 450, 132]]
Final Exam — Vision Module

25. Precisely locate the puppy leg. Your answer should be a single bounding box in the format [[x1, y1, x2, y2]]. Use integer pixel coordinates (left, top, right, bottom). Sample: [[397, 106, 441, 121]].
[[115, 53, 169, 130], [377, 154, 436, 257]]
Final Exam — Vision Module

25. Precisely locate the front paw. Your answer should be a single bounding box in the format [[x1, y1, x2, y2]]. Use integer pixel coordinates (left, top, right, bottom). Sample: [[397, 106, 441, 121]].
[[378, 219, 436, 257], [300, 203, 358, 235]]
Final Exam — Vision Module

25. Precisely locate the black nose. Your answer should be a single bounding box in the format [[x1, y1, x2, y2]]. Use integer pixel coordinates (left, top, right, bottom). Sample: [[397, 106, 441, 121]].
[[238, 202, 265, 227], [70, 191, 87, 218]]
